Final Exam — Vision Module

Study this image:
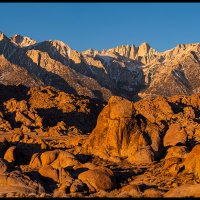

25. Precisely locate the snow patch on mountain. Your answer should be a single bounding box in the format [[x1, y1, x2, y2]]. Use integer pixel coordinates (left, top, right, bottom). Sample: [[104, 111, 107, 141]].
[[98, 54, 112, 66]]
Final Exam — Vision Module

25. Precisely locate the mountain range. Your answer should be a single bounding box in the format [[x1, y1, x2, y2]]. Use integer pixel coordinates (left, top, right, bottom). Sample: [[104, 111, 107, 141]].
[[0, 31, 200, 101]]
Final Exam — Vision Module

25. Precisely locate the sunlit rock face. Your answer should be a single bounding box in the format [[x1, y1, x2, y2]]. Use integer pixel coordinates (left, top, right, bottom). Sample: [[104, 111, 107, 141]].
[[10, 34, 37, 47], [83, 93, 200, 164]]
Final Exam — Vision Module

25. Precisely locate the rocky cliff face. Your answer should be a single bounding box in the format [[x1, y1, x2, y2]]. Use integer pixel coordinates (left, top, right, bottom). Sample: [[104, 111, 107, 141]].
[[83, 93, 200, 164], [0, 32, 200, 101]]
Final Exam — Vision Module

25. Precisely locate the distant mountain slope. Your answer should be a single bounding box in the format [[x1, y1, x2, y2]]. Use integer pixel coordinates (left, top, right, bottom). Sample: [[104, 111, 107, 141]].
[[0, 55, 43, 87]]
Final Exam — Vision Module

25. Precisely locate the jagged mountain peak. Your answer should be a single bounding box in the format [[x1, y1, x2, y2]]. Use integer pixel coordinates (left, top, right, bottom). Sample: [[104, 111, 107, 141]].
[[104, 42, 158, 64], [139, 42, 150, 50], [41, 40, 72, 58], [47, 40, 71, 50], [26, 39, 73, 64], [82, 48, 100, 56], [10, 34, 37, 47], [138, 42, 151, 56], [0, 32, 9, 42]]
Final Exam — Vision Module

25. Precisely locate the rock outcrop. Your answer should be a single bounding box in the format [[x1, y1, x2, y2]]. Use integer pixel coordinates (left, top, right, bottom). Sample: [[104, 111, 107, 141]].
[[78, 167, 115, 192], [164, 184, 200, 197], [83, 93, 200, 164]]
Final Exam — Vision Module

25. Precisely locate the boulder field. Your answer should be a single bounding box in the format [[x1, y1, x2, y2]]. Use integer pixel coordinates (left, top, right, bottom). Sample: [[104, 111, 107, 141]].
[[0, 84, 200, 197]]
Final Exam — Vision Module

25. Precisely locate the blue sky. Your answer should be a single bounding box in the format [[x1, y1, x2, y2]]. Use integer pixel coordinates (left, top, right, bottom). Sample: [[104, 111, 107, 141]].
[[0, 3, 200, 52]]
